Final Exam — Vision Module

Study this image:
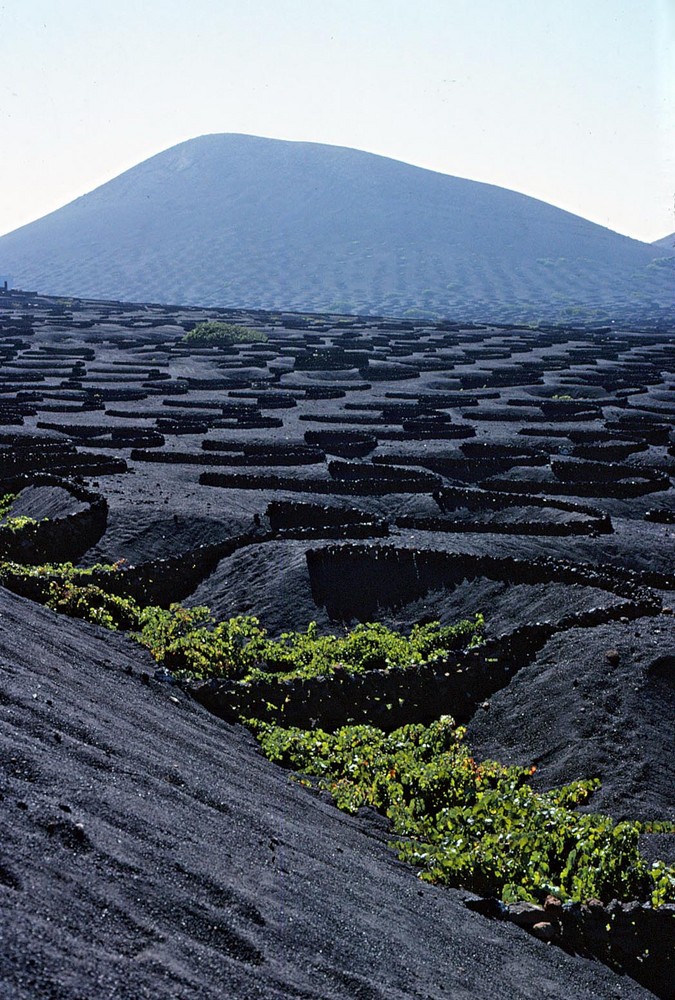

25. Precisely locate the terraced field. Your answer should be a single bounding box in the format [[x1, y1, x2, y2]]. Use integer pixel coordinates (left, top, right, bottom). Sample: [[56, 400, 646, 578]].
[[1, 287, 673, 999]]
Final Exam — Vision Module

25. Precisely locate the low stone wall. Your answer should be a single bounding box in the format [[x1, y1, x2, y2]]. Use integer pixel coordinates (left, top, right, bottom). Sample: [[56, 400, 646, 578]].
[[232, 392, 298, 409], [466, 896, 674, 1000], [460, 442, 547, 460], [131, 448, 325, 467], [462, 408, 536, 422], [483, 473, 670, 500], [0, 474, 108, 563], [400, 418, 473, 436], [200, 472, 438, 494], [605, 420, 671, 445], [389, 391, 480, 407], [266, 501, 388, 539], [571, 442, 647, 461], [155, 416, 216, 434], [0, 412, 26, 426], [299, 413, 386, 426], [206, 440, 323, 458], [0, 445, 126, 479], [305, 544, 662, 621], [303, 386, 346, 399], [79, 387, 147, 402], [82, 529, 269, 606], [304, 430, 377, 457], [645, 509, 675, 525], [538, 400, 603, 419], [328, 460, 442, 487], [184, 376, 259, 390], [267, 500, 368, 528], [459, 372, 544, 390], [161, 398, 235, 411], [88, 430, 165, 449], [432, 486, 612, 534], [0, 433, 66, 448], [395, 514, 607, 537], [379, 426, 477, 441], [243, 443, 325, 462], [0, 406, 25, 427], [36, 422, 116, 438], [275, 522, 389, 541], [373, 454, 541, 481], [344, 402, 432, 418], [552, 459, 668, 485], [143, 380, 188, 396], [212, 416, 283, 430], [359, 364, 420, 381], [220, 403, 262, 420], [35, 422, 166, 449]]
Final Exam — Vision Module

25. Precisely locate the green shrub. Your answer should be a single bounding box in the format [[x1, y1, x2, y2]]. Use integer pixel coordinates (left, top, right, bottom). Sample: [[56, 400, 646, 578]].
[[3, 515, 41, 532], [0, 558, 123, 585], [0, 493, 47, 531], [0, 557, 128, 604], [134, 606, 268, 678], [130, 612, 484, 683], [4, 547, 673, 909], [182, 321, 268, 347], [253, 716, 675, 906], [46, 580, 141, 630], [0, 493, 18, 519]]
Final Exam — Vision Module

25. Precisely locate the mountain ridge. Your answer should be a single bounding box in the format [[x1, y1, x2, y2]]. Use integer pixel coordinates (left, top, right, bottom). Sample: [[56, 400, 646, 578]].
[[1, 133, 672, 322], [653, 230, 675, 250]]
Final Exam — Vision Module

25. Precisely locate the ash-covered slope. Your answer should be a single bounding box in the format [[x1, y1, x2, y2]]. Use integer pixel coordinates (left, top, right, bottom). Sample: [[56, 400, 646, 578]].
[[466, 618, 675, 823], [0, 133, 671, 322], [0, 585, 655, 1000]]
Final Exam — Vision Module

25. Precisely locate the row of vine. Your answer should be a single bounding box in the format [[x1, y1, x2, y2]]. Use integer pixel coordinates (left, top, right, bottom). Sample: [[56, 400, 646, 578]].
[[0, 493, 673, 909]]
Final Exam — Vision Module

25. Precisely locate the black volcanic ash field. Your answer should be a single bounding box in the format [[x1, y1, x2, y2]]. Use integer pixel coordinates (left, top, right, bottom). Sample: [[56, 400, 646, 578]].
[[0, 289, 673, 999]]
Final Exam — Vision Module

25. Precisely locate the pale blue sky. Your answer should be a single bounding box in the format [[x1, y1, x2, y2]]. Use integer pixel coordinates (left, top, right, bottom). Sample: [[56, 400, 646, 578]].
[[0, 0, 672, 242]]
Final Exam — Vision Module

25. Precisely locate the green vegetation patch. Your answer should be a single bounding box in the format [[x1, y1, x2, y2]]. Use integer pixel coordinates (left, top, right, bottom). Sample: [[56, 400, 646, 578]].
[[253, 716, 675, 907], [0, 492, 18, 519], [0, 560, 483, 685], [133, 610, 484, 683], [182, 321, 268, 347], [47, 579, 141, 631], [2, 515, 42, 532], [0, 549, 672, 909], [0, 492, 48, 534], [0, 559, 128, 606]]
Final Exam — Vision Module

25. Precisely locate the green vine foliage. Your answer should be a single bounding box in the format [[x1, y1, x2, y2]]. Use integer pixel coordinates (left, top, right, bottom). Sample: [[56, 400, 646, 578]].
[[0, 492, 18, 519], [0, 558, 482, 683], [252, 717, 675, 907], [3, 515, 42, 533], [134, 606, 268, 677], [0, 559, 122, 582], [0, 493, 46, 532], [1, 550, 673, 908], [0, 559, 126, 602], [182, 321, 268, 347], [133, 610, 484, 682], [46, 581, 141, 631]]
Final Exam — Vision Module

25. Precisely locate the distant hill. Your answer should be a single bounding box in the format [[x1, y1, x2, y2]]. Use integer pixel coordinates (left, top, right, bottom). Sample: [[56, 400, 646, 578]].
[[0, 134, 672, 322], [653, 232, 675, 251]]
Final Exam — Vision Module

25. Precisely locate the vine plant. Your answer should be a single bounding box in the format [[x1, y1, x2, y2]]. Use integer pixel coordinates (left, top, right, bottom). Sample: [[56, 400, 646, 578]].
[[0, 524, 673, 909]]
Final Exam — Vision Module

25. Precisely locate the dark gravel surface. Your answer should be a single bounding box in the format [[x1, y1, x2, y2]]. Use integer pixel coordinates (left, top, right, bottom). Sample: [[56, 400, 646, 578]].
[[0, 290, 673, 998], [0, 588, 656, 1000], [467, 616, 675, 823]]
